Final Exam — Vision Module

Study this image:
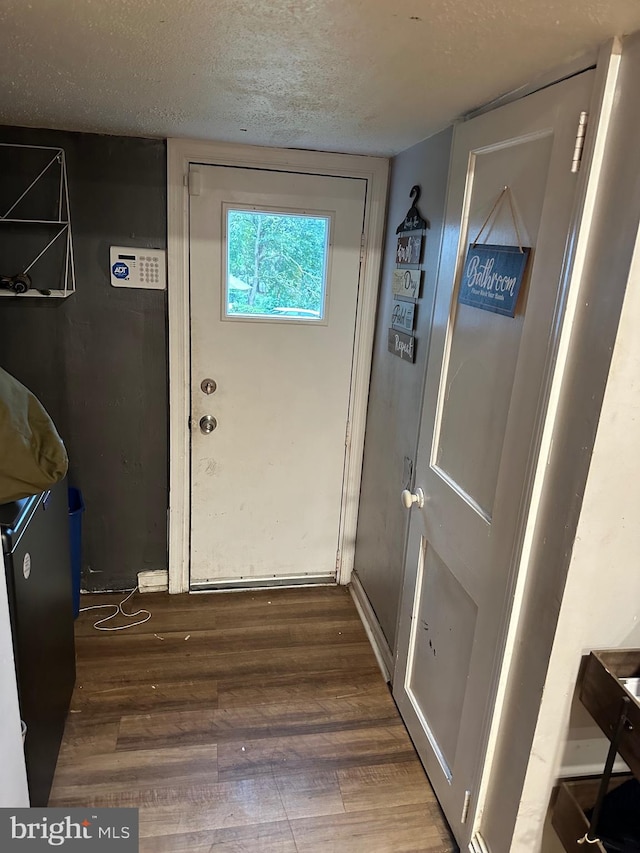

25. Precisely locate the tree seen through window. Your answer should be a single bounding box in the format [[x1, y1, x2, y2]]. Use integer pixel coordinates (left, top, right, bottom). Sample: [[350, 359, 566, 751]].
[[226, 209, 329, 319]]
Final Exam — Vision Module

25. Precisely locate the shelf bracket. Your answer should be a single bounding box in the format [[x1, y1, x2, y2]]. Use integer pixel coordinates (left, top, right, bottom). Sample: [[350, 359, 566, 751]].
[[0, 143, 75, 296], [1, 151, 61, 220]]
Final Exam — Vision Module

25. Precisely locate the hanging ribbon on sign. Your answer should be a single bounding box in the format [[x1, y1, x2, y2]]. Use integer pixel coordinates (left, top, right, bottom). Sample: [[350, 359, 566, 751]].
[[471, 185, 524, 253], [459, 185, 532, 318]]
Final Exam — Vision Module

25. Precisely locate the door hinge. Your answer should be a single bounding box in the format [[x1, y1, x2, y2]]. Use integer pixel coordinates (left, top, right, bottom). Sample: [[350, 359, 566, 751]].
[[335, 549, 342, 571], [461, 789, 472, 824], [345, 420, 351, 448], [360, 232, 366, 262], [571, 111, 588, 173], [188, 415, 192, 429], [188, 168, 202, 196]]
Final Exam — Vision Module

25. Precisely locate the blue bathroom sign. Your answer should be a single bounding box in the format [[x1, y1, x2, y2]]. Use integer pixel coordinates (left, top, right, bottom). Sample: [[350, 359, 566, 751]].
[[458, 244, 530, 317], [112, 261, 129, 280]]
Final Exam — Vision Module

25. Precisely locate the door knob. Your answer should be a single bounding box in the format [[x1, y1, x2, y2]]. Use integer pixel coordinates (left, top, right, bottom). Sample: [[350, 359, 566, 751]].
[[401, 488, 424, 509], [199, 415, 217, 434]]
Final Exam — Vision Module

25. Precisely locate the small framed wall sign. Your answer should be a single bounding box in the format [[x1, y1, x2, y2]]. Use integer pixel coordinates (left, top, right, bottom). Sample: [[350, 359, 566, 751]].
[[391, 299, 415, 333], [396, 235, 423, 265], [392, 268, 421, 301], [388, 328, 416, 363], [458, 243, 530, 317]]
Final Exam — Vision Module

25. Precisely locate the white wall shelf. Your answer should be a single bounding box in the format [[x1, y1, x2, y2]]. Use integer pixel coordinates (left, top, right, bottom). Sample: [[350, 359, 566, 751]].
[[0, 143, 75, 298]]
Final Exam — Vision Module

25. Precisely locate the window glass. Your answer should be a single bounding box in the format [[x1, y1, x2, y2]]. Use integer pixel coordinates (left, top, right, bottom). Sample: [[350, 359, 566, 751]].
[[226, 209, 330, 320]]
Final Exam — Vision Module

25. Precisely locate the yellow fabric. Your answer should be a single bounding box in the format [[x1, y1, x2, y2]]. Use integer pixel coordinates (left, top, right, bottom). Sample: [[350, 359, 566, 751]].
[[0, 367, 68, 503]]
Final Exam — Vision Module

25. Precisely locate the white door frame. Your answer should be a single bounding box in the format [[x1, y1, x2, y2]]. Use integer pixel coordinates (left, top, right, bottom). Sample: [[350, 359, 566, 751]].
[[167, 139, 389, 594]]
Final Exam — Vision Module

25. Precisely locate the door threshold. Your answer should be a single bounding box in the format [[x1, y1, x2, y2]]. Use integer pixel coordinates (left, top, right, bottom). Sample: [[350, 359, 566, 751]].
[[190, 574, 336, 592]]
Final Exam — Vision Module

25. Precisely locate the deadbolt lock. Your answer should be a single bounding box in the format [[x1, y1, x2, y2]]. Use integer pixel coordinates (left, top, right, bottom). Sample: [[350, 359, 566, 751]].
[[201, 378, 217, 395]]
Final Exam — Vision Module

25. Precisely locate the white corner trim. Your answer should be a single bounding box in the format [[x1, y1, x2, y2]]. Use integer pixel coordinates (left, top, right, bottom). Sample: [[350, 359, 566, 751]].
[[349, 573, 394, 682], [167, 139, 389, 594]]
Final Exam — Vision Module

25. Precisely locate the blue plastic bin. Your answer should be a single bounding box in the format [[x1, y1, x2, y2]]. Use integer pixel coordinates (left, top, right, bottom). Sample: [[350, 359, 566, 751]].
[[68, 487, 85, 619]]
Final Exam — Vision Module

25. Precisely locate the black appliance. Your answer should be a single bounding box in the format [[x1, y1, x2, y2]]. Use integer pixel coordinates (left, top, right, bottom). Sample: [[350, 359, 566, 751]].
[[0, 481, 76, 806]]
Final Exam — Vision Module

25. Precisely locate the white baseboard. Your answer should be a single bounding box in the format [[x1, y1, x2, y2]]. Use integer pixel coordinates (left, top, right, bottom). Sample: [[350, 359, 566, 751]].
[[138, 569, 169, 593], [349, 572, 394, 682]]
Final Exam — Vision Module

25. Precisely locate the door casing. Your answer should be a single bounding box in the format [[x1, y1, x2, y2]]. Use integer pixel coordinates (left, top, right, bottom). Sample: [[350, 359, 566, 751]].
[[167, 139, 388, 593]]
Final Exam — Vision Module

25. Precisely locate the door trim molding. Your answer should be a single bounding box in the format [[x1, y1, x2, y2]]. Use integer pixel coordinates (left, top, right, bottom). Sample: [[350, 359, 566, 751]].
[[462, 48, 597, 122], [167, 139, 389, 593]]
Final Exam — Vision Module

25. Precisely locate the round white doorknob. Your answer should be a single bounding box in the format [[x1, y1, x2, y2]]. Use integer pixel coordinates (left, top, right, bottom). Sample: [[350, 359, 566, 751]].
[[401, 487, 425, 509]]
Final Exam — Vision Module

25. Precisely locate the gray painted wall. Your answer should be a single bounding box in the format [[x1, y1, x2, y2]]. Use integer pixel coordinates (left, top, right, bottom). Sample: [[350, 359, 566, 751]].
[[0, 127, 167, 591], [354, 127, 452, 650]]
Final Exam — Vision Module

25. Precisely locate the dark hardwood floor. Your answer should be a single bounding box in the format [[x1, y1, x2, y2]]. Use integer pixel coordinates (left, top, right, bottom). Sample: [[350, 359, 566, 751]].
[[49, 586, 457, 852]]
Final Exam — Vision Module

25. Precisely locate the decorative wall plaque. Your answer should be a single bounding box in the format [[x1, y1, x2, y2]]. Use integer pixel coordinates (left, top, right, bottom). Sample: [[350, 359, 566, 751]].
[[388, 328, 416, 363], [396, 185, 428, 234], [396, 235, 422, 265], [392, 268, 421, 300], [391, 299, 415, 333]]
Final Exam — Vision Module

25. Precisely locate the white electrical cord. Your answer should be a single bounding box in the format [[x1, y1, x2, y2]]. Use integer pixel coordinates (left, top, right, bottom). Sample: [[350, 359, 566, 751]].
[[79, 586, 152, 631]]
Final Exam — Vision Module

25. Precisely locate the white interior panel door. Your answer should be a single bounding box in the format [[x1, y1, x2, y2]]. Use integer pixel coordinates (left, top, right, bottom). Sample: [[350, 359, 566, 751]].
[[393, 70, 594, 845], [189, 166, 366, 588]]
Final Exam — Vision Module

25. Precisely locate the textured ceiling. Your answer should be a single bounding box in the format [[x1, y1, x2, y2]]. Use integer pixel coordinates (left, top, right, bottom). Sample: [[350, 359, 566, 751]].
[[1, 0, 640, 155]]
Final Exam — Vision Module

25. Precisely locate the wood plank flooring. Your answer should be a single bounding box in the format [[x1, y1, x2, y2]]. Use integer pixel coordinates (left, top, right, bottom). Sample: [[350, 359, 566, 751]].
[[49, 586, 457, 852]]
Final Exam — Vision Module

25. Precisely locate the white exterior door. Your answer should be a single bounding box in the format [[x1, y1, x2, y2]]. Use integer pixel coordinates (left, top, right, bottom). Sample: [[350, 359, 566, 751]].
[[189, 165, 366, 588], [393, 71, 595, 845]]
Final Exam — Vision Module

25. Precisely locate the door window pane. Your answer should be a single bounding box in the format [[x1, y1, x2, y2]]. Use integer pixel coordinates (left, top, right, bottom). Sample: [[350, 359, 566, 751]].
[[225, 208, 330, 320]]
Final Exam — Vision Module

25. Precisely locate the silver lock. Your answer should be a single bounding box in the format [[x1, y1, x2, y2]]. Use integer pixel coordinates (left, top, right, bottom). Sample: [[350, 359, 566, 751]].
[[201, 378, 217, 395], [199, 415, 217, 434]]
